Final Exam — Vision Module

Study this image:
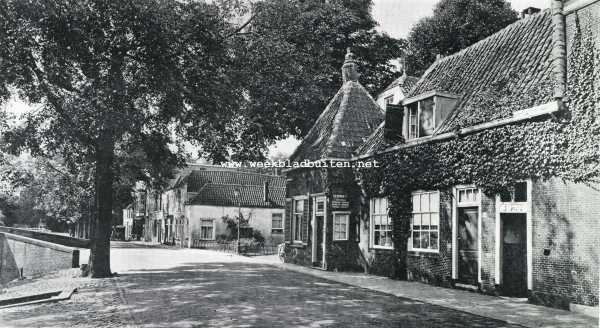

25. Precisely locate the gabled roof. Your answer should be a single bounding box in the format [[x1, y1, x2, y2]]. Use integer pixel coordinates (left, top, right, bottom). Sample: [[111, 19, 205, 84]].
[[355, 10, 556, 158], [409, 10, 555, 134], [186, 169, 285, 208], [289, 81, 384, 162], [382, 74, 420, 95]]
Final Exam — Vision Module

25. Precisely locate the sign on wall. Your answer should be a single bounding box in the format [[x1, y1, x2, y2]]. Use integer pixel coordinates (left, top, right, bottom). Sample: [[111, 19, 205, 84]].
[[331, 194, 349, 209], [498, 202, 528, 213]]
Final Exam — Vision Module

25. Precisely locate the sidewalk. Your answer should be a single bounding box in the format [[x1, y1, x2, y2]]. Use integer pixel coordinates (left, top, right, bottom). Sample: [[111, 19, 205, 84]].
[[264, 259, 597, 328]]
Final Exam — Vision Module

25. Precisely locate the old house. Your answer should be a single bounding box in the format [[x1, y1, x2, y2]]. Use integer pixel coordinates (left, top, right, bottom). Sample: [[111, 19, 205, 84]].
[[353, 0, 600, 313], [283, 49, 415, 270], [139, 164, 285, 246]]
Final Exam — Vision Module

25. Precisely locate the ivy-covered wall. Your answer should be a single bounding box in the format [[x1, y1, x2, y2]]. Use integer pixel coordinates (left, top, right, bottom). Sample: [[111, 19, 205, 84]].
[[354, 2, 600, 308]]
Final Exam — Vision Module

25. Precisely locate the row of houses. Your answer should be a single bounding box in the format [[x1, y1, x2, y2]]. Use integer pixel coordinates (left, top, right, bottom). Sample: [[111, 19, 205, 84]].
[[122, 0, 598, 315], [123, 164, 286, 247], [282, 0, 599, 314]]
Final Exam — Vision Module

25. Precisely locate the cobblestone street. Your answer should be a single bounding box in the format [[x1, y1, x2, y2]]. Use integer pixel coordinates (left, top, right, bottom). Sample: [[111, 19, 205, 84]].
[[0, 243, 536, 327]]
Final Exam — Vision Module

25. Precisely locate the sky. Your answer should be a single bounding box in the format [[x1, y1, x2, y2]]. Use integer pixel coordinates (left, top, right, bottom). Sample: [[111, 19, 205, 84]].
[[372, 0, 549, 39]]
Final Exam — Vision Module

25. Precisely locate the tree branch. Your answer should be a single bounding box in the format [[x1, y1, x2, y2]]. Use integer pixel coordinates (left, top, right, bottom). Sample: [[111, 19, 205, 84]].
[[225, 15, 254, 39], [28, 64, 97, 148]]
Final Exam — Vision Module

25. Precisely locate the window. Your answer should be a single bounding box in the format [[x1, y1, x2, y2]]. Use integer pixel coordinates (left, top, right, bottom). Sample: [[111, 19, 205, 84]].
[[404, 92, 459, 141], [458, 188, 480, 205], [333, 213, 349, 241], [408, 103, 418, 139], [371, 198, 393, 249], [293, 199, 304, 242], [411, 191, 440, 251], [419, 98, 435, 136], [500, 182, 527, 202], [200, 219, 214, 240], [271, 213, 283, 234]]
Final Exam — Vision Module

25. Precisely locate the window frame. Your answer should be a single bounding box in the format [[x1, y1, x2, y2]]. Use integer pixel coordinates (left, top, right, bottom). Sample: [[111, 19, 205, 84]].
[[410, 191, 440, 253], [292, 197, 307, 243], [370, 197, 393, 250], [332, 211, 350, 241], [406, 98, 436, 140], [199, 218, 215, 240], [271, 212, 284, 235]]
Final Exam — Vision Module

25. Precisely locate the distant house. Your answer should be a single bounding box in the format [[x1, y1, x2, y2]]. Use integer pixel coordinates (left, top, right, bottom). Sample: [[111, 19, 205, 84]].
[[137, 165, 286, 246], [375, 68, 419, 110]]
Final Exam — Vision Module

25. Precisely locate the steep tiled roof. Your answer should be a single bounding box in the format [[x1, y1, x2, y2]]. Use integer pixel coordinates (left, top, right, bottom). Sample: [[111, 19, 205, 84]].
[[289, 81, 384, 162], [186, 170, 285, 208], [354, 122, 385, 157], [355, 10, 556, 158], [410, 10, 555, 133]]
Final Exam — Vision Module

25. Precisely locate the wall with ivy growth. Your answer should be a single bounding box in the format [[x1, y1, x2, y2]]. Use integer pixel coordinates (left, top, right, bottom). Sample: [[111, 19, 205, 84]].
[[355, 3, 600, 305]]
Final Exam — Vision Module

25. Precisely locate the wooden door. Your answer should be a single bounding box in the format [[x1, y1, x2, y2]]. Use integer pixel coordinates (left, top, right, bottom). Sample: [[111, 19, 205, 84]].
[[458, 207, 478, 285], [502, 213, 527, 297]]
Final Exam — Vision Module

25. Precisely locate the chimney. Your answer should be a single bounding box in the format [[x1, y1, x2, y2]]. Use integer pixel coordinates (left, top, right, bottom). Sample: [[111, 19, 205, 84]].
[[263, 181, 269, 203], [521, 7, 541, 18], [384, 104, 403, 142], [342, 48, 360, 83]]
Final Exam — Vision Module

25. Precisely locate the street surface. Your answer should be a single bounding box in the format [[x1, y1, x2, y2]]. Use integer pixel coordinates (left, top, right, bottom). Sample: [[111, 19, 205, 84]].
[[0, 242, 522, 327]]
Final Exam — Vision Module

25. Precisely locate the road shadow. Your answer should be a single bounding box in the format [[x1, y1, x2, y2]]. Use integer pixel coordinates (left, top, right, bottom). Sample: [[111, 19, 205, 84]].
[[0, 261, 523, 327]]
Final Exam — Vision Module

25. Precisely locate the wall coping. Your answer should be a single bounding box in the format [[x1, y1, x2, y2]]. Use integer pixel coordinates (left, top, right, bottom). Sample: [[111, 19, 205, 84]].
[[0, 227, 90, 248], [1, 232, 78, 254]]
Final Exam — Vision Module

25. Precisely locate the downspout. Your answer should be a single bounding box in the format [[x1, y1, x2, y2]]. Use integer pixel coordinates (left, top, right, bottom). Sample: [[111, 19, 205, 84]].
[[551, 0, 567, 102]]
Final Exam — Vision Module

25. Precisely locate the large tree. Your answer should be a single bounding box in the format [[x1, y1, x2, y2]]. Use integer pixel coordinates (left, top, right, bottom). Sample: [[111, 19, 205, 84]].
[[0, 0, 403, 277], [0, 0, 246, 277], [406, 0, 518, 76]]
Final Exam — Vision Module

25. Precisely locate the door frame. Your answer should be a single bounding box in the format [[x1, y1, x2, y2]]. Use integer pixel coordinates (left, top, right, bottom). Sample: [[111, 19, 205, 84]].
[[452, 185, 483, 285], [494, 180, 533, 290], [311, 195, 327, 268]]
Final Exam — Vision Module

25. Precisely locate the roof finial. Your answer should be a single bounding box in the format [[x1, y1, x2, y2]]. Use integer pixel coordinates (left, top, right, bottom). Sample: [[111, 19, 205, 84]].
[[342, 47, 359, 83]]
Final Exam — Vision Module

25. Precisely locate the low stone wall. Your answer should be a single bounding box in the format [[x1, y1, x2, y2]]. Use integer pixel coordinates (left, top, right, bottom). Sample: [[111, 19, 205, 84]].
[[0, 227, 90, 248], [0, 233, 80, 285]]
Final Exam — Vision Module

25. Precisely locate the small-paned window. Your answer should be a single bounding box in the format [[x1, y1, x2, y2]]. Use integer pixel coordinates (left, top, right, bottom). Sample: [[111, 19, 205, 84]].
[[411, 191, 440, 252], [371, 198, 393, 249], [333, 213, 349, 241], [272, 213, 283, 234]]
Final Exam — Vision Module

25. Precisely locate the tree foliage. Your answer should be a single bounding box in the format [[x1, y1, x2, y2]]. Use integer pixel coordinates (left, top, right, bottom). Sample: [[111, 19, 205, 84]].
[[0, 0, 404, 276], [231, 0, 405, 159], [406, 0, 518, 76], [0, 154, 94, 230]]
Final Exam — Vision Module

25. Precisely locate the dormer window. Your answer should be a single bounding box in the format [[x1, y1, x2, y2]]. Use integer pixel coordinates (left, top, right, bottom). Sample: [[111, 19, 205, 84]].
[[402, 91, 459, 141]]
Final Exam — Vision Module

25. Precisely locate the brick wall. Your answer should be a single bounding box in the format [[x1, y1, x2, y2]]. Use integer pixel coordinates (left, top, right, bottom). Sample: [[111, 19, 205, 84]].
[[0, 233, 80, 285], [284, 167, 365, 271], [531, 178, 600, 308], [284, 167, 326, 267]]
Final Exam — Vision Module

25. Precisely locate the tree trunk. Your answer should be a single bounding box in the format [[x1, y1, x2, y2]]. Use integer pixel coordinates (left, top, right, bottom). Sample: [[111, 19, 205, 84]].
[[89, 135, 115, 278]]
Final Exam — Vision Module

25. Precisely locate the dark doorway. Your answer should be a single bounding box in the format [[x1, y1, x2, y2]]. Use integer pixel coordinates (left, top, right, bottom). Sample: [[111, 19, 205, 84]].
[[313, 215, 324, 268], [501, 213, 527, 297], [458, 207, 478, 286]]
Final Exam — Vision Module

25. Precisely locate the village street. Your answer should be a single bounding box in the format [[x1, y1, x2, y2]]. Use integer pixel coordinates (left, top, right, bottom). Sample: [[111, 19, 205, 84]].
[[0, 242, 529, 328]]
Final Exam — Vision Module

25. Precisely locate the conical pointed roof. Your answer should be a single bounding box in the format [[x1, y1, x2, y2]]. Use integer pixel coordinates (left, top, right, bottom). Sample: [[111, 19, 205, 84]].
[[289, 80, 384, 162]]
